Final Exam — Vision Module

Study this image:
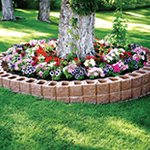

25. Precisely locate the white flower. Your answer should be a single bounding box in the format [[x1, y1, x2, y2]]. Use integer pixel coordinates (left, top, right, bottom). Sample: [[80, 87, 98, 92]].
[[99, 40, 105, 44], [48, 62, 56, 67], [90, 59, 96, 66], [32, 46, 39, 51], [25, 48, 31, 53], [84, 60, 89, 67]]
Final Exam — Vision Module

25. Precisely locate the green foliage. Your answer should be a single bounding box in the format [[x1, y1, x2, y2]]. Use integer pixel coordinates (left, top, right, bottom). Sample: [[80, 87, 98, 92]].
[[70, 0, 99, 15], [111, 9, 128, 47]]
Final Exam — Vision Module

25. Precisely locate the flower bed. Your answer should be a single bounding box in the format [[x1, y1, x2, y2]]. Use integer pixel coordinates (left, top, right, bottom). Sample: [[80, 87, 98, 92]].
[[2, 37, 149, 81]]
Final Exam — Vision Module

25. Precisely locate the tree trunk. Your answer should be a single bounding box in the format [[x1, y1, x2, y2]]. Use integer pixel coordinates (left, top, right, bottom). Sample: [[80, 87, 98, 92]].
[[56, 0, 95, 59], [38, 0, 51, 23], [1, 0, 16, 21]]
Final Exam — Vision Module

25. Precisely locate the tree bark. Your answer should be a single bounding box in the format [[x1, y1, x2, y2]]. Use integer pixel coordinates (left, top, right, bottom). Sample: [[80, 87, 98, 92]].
[[1, 0, 16, 21], [38, 0, 51, 23], [56, 0, 95, 59]]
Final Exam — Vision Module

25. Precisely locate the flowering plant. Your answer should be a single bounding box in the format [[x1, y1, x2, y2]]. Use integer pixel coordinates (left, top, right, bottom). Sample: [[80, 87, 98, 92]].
[[2, 38, 149, 81]]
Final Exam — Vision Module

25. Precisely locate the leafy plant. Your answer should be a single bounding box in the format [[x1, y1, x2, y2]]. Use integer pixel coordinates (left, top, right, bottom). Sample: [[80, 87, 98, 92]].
[[111, 9, 128, 48]]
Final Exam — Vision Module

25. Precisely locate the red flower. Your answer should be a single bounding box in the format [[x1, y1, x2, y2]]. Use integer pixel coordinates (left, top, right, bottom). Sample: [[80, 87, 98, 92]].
[[25, 43, 30, 47], [85, 66, 89, 70], [51, 45, 54, 48], [119, 54, 124, 58], [74, 58, 79, 61], [21, 52, 25, 57], [32, 61, 37, 66], [55, 61, 60, 66], [100, 52, 103, 55], [45, 56, 52, 63], [53, 57, 59, 61], [77, 62, 81, 65], [100, 57, 103, 60], [94, 57, 98, 60], [100, 44, 104, 47], [94, 42, 98, 46], [108, 49, 111, 52], [95, 37, 99, 40], [35, 58, 39, 62], [96, 48, 99, 50], [32, 56, 36, 59], [16, 49, 20, 53]]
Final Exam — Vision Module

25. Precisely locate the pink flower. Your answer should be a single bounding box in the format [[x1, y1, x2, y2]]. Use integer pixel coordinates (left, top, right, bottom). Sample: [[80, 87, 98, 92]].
[[87, 73, 93, 77], [68, 68, 73, 73], [143, 62, 147, 66], [145, 48, 149, 52], [94, 72, 98, 77], [22, 65, 26, 69], [71, 65, 76, 69], [135, 57, 140, 61], [39, 71, 43, 76], [100, 72, 105, 77], [15, 65, 19, 71], [117, 44, 119, 47]]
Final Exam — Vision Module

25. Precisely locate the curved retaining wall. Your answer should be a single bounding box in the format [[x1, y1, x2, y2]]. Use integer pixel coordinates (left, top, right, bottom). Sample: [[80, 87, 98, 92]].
[[0, 52, 150, 104]]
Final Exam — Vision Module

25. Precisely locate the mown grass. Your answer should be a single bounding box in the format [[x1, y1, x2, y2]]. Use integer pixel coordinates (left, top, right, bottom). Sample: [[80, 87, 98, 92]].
[[0, 8, 150, 150]]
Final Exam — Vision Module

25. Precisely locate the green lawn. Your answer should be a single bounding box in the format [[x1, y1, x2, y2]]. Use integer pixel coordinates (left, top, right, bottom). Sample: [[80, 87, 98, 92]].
[[0, 8, 150, 150]]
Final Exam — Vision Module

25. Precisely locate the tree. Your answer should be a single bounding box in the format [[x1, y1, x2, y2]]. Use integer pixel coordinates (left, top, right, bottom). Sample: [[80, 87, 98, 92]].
[[1, 0, 16, 21], [56, 0, 97, 59], [38, 0, 51, 23]]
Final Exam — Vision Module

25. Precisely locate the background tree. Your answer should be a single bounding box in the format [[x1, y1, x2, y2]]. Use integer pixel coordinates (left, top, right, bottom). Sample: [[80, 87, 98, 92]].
[[1, 0, 16, 21], [38, 0, 51, 23], [56, 0, 98, 59]]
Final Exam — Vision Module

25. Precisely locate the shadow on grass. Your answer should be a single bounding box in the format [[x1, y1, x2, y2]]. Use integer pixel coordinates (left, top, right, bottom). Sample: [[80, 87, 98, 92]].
[[0, 86, 150, 149]]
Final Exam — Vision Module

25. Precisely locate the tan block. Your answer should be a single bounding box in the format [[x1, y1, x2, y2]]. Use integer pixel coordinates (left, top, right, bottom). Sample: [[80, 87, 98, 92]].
[[43, 81, 57, 99], [120, 89, 132, 101], [31, 80, 47, 97], [141, 83, 150, 95], [127, 73, 142, 88], [69, 81, 83, 96], [110, 92, 120, 103], [140, 67, 150, 82], [1, 73, 12, 88], [83, 80, 97, 96], [70, 96, 83, 103], [57, 97, 70, 103], [56, 81, 69, 97], [108, 77, 121, 93], [84, 95, 96, 104], [132, 86, 141, 99], [9, 75, 19, 92], [119, 75, 131, 91], [135, 70, 149, 84], [96, 94, 109, 104], [96, 79, 110, 94], [20, 78, 36, 95], [0, 71, 6, 86]]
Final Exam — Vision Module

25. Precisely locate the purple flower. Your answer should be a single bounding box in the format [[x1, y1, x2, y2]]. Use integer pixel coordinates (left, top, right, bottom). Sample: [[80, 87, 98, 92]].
[[134, 65, 138, 69], [124, 59, 128, 64], [55, 72, 59, 76], [50, 71, 54, 76], [135, 60, 138, 64], [71, 71, 76, 76], [106, 65, 110, 69], [10, 64, 15, 69], [75, 68, 79, 73], [79, 71, 83, 75], [128, 57, 132, 62], [131, 44, 136, 49], [75, 74, 80, 79], [17, 57, 21, 61]]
